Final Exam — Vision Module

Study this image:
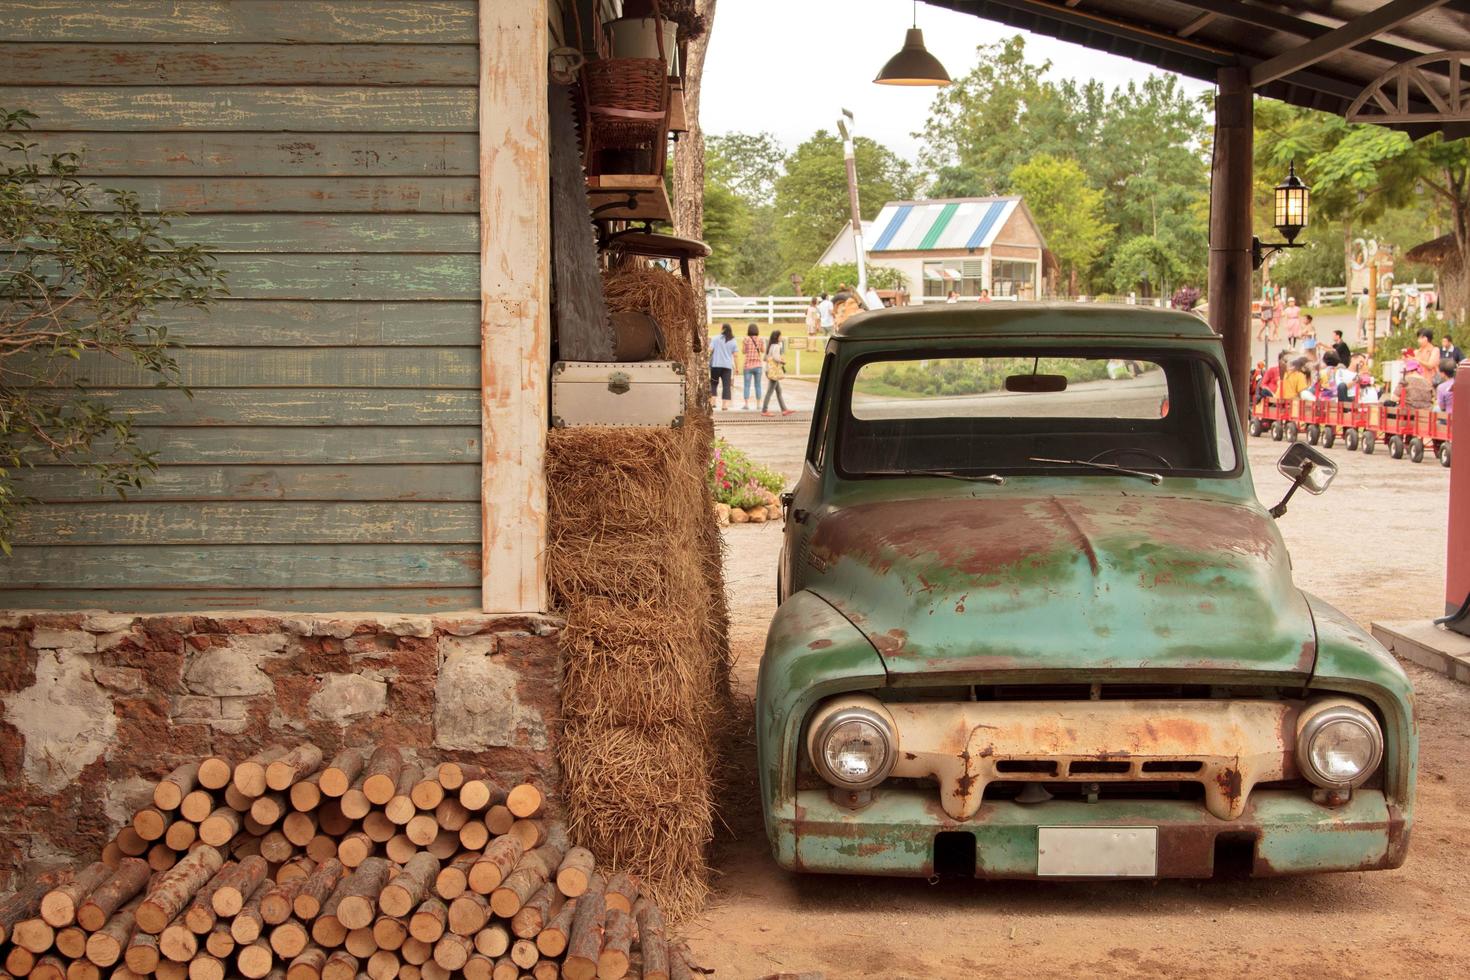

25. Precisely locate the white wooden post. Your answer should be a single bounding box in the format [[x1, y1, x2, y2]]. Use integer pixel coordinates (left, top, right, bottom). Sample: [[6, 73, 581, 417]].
[[479, 0, 549, 614], [766, 297, 774, 324]]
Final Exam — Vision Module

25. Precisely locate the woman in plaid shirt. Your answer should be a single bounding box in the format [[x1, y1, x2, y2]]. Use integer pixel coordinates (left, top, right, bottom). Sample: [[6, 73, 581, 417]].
[[741, 323, 765, 410]]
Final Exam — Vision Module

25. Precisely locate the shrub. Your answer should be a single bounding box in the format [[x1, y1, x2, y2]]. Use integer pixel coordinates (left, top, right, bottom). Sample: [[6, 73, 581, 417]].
[[0, 109, 225, 551], [708, 438, 784, 509]]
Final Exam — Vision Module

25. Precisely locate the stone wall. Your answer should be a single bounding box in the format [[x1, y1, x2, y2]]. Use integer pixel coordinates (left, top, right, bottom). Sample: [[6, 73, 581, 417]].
[[0, 610, 562, 889]]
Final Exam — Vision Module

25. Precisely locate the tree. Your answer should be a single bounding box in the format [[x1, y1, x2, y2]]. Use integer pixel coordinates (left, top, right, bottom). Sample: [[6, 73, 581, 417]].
[[1254, 99, 1469, 321], [671, 0, 717, 295], [702, 129, 787, 292], [1008, 154, 1112, 293], [916, 36, 1102, 196], [773, 129, 914, 276], [1110, 234, 1181, 297], [801, 263, 907, 297], [0, 109, 225, 551]]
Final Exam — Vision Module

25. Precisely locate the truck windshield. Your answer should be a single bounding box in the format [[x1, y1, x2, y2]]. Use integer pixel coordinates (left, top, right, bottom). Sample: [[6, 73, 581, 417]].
[[839, 352, 1239, 477]]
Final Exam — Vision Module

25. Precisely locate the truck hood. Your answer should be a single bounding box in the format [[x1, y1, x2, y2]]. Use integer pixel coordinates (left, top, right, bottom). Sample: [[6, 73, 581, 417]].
[[803, 491, 1317, 682]]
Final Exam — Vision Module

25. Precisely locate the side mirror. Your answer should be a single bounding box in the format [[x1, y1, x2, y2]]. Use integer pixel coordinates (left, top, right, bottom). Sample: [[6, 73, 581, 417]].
[[1270, 443, 1337, 518], [1277, 443, 1337, 494]]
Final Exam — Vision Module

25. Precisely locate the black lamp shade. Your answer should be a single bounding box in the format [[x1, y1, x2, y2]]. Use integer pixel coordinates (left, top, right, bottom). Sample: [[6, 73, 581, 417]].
[[874, 28, 952, 86], [1274, 162, 1309, 243]]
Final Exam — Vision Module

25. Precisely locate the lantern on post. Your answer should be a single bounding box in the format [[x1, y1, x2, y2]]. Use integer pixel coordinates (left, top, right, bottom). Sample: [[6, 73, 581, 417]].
[[1253, 160, 1311, 269]]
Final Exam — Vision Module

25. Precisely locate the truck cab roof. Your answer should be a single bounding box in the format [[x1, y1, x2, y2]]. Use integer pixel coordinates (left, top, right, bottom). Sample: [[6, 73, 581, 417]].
[[834, 302, 1217, 343]]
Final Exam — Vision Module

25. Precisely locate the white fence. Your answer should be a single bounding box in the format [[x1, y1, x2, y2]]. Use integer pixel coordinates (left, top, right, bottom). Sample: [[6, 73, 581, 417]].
[[1309, 282, 1435, 307], [706, 296, 811, 324]]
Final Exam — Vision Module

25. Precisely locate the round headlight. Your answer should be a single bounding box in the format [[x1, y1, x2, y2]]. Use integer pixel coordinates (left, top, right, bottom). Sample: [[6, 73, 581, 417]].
[[807, 700, 897, 791], [1296, 700, 1383, 790]]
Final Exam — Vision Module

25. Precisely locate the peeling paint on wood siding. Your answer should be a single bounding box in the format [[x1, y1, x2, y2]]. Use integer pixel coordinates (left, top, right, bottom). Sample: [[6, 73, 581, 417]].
[[2, 43, 479, 86], [0, 1, 478, 43], [0, 1, 486, 610], [23, 132, 479, 176], [1, 86, 477, 131]]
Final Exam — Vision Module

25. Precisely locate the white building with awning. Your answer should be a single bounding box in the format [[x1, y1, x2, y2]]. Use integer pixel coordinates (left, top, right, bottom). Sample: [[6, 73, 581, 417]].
[[815, 196, 1050, 301]]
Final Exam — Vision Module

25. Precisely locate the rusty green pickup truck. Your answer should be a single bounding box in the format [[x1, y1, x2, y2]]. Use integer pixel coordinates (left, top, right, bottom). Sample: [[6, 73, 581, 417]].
[[758, 303, 1414, 879]]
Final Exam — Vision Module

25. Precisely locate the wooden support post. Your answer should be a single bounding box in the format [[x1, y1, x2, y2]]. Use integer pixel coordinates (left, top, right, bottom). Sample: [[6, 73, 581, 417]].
[[1209, 66, 1254, 424], [479, 0, 550, 614]]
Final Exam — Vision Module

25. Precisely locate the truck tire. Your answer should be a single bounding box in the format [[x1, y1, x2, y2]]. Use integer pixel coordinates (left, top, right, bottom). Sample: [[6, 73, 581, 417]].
[[1362, 431, 1376, 455], [1285, 422, 1299, 442], [1440, 443, 1452, 468], [1345, 428, 1358, 451], [1408, 437, 1425, 463], [1249, 417, 1263, 437], [1271, 421, 1284, 441], [1307, 424, 1321, 445], [1323, 427, 1336, 449], [1389, 435, 1404, 459]]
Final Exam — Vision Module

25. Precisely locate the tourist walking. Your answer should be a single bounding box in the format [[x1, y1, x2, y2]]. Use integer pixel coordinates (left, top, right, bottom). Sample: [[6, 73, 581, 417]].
[[741, 323, 765, 410], [762, 329, 796, 417], [817, 292, 835, 334], [1283, 297, 1301, 347], [709, 323, 737, 411], [805, 297, 820, 336]]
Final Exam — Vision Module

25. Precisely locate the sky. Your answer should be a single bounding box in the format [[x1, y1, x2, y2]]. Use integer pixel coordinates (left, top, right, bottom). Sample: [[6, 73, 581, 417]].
[[699, 0, 1214, 161]]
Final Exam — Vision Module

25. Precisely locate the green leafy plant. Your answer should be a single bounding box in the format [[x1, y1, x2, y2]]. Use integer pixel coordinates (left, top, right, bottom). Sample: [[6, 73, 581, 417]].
[[0, 109, 225, 552], [708, 438, 784, 510], [799, 262, 907, 297]]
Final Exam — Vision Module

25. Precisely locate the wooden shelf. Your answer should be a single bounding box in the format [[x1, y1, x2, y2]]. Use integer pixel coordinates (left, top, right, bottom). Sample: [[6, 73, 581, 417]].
[[604, 230, 709, 261], [587, 175, 671, 224]]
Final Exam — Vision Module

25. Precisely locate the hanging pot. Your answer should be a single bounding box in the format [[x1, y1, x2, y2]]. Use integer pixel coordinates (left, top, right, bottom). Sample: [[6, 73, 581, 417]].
[[605, 16, 680, 76]]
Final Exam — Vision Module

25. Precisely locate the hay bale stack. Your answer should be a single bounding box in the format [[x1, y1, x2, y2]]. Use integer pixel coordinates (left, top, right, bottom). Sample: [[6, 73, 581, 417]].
[[548, 263, 732, 920]]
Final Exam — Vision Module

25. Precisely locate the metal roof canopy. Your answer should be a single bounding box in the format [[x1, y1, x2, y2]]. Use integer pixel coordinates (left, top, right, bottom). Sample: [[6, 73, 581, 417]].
[[924, 0, 1470, 138]]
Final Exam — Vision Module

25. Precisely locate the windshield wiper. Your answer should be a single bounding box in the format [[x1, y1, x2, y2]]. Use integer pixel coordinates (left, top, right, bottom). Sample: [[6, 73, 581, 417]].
[[1028, 457, 1162, 485], [865, 469, 1006, 484]]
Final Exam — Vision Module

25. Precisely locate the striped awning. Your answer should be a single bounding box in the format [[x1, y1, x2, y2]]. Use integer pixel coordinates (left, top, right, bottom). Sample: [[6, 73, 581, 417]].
[[869, 198, 1021, 253]]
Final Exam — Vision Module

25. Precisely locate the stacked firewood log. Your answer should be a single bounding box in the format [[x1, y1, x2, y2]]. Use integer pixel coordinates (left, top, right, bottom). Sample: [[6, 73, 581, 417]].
[[0, 746, 698, 980]]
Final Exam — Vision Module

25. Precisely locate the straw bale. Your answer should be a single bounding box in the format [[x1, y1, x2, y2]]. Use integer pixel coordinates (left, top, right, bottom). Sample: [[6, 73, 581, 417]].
[[547, 262, 731, 921]]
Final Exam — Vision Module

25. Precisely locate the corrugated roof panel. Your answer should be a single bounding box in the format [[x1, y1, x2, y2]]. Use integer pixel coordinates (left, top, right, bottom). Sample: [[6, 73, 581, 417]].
[[965, 200, 1011, 250], [890, 204, 936, 251], [917, 203, 959, 250], [935, 202, 985, 250], [871, 204, 912, 251]]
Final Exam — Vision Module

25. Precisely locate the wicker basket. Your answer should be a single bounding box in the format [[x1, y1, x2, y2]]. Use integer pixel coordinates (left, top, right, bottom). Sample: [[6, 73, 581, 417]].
[[585, 55, 667, 121]]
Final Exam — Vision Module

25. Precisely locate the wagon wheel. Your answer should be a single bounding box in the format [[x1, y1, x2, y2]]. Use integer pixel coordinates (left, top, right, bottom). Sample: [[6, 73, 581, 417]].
[[1440, 443, 1453, 468], [1408, 437, 1425, 463], [1344, 428, 1358, 451], [1307, 424, 1321, 445], [1271, 421, 1284, 441], [1284, 422, 1299, 442], [1249, 417, 1263, 437], [1362, 431, 1376, 454], [1388, 435, 1404, 459], [1322, 426, 1336, 449]]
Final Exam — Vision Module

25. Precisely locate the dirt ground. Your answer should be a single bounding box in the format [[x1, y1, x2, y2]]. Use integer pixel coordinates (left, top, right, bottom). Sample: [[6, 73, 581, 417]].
[[682, 380, 1470, 979]]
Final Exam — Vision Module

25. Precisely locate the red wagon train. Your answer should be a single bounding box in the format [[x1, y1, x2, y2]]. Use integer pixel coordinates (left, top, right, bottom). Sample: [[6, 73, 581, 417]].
[[1250, 397, 1451, 467]]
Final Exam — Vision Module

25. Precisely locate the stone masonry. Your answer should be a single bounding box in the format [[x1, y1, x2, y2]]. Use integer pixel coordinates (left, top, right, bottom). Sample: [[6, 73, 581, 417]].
[[0, 610, 563, 888]]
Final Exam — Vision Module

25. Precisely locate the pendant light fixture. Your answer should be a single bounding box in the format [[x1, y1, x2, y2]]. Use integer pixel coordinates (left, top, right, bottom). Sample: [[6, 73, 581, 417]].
[[874, 1, 952, 87]]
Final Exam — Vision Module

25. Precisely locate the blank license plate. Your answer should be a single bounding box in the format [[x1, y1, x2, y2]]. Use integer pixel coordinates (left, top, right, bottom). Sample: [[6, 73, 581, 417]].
[[1036, 827, 1158, 877]]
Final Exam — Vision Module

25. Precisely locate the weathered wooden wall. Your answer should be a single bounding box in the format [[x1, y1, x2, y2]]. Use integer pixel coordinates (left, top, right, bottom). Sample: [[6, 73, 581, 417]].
[[0, 0, 485, 612]]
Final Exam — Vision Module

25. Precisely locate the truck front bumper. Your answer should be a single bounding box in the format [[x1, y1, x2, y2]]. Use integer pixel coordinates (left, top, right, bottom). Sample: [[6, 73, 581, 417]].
[[773, 788, 1410, 877]]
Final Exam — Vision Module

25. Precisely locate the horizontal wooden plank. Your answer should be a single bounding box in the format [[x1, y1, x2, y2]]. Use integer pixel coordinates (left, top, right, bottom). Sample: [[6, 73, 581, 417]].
[[0, 544, 480, 588], [16, 464, 481, 502], [1, 87, 476, 131], [16, 501, 480, 545], [215, 254, 478, 300], [26, 132, 479, 176], [0, 2, 477, 43], [123, 427, 481, 464], [86, 177, 477, 212], [0, 587, 483, 614], [54, 388, 479, 426], [152, 301, 480, 347], [49, 348, 479, 388], [162, 215, 478, 252], [1, 43, 478, 86]]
